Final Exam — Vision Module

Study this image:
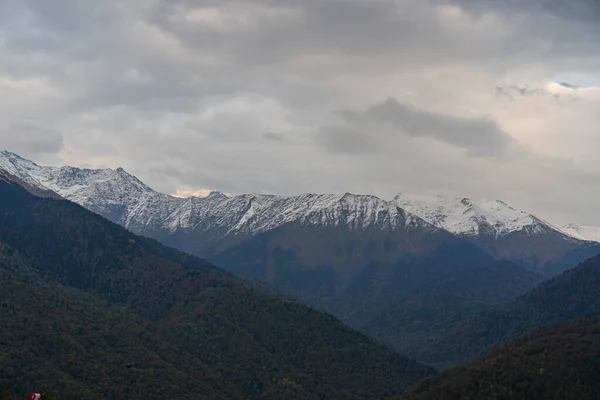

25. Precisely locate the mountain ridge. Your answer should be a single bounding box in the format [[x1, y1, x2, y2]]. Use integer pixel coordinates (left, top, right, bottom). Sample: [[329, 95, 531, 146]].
[[0, 150, 592, 246]]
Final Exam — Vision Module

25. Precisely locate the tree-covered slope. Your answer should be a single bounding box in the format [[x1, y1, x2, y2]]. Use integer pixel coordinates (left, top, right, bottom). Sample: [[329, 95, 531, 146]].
[[214, 229, 544, 343], [0, 177, 434, 399], [0, 245, 228, 399], [397, 318, 600, 400], [396, 252, 600, 367]]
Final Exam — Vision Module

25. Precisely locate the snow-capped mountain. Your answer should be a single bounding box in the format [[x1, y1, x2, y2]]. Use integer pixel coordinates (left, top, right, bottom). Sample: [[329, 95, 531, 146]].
[[0, 150, 566, 239], [0, 151, 439, 243], [393, 193, 564, 238], [0, 150, 591, 271], [561, 222, 600, 242], [393, 192, 589, 268]]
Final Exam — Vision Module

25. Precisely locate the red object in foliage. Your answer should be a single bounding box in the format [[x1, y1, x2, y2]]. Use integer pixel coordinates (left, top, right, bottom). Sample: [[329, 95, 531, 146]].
[[28, 393, 41, 400]]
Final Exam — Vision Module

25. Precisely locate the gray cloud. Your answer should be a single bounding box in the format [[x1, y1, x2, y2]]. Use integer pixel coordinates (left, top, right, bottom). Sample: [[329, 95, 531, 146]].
[[2, 0, 600, 225], [318, 98, 515, 157], [494, 85, 562, 100], [262, 132, 284, 142], [0, 121, 64, 158]]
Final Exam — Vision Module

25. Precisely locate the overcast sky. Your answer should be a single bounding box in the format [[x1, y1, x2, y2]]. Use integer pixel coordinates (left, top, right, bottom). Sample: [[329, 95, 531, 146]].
[[1, 0, 600, 224]]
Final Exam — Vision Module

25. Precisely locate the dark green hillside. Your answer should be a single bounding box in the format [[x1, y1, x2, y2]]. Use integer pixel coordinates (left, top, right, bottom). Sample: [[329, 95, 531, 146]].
[[335, 244, 543, 330], [358, 253, 543, 340], [0, 177, 434, 399], [398, 318, 600, 400], [0, 245, 228, 399], [397, 253, 600, 367]]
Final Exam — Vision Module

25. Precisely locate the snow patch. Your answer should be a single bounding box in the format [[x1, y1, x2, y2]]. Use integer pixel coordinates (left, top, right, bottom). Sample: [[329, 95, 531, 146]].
[[560, 222, 600, 242], [393, 193, 559, 238]]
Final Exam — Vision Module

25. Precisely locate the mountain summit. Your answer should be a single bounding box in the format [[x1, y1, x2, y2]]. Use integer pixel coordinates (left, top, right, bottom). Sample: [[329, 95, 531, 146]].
[[394, 192, 557, 238]]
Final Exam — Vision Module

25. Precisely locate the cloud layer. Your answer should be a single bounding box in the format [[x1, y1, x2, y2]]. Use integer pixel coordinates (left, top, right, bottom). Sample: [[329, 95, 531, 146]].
[[1, 0, 600, 224]]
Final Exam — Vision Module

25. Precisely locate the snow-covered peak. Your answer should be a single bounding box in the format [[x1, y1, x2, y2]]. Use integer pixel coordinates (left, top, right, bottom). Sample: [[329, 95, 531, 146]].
[[393, 193, 558, 237], [0, 150, 156, 207], [560, 222, 600, 242], [207, 191, 228, 199], [0, 150, 580, 243], [162, 192, 434, 237], [0, 151, 442, 239]]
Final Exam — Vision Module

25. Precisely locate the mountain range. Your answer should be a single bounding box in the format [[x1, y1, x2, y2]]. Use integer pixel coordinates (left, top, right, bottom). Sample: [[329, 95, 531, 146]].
[[1, 150, 595, 261], [2, 149, 600, 350], [5, 150, 600, 398], [0, 172, 434, 399]]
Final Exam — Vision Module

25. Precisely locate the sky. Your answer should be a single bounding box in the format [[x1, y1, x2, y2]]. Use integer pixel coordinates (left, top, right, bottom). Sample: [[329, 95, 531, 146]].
[[1, 0, 600, 225]]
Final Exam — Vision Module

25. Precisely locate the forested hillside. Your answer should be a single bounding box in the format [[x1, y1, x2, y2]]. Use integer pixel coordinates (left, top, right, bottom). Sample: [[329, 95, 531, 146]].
[[395, 253, 600, 367], [398, 318, 600, 400], [214, 234, 544, 342], [0, 177, 433, 399]]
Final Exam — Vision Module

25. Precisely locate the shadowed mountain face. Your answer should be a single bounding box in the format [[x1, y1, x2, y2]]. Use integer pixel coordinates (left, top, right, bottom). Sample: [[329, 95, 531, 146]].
[[0, 176, 434, 400], [397, 318, 600, 400], [213, 234, 545, 332], [465, 226, 586, 271], [210, 220, 461, 297], [395, 252, 600, 368]]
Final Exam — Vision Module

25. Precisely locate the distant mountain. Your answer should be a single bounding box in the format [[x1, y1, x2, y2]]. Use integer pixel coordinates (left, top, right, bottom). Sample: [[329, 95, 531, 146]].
[[0, 174, 434, 400], [396, 252, 600, 368], [0, 151, 591, 272], [213, 236, 544, 331], [0, 150, 448, 255], [398, 318, 600, 400], [395, 193, 586, 269], [561, 222, 600, 242]]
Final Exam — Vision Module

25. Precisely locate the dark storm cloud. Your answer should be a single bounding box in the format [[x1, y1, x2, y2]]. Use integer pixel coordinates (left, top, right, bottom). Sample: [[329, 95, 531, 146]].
[[318, 98, 514, 157]]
